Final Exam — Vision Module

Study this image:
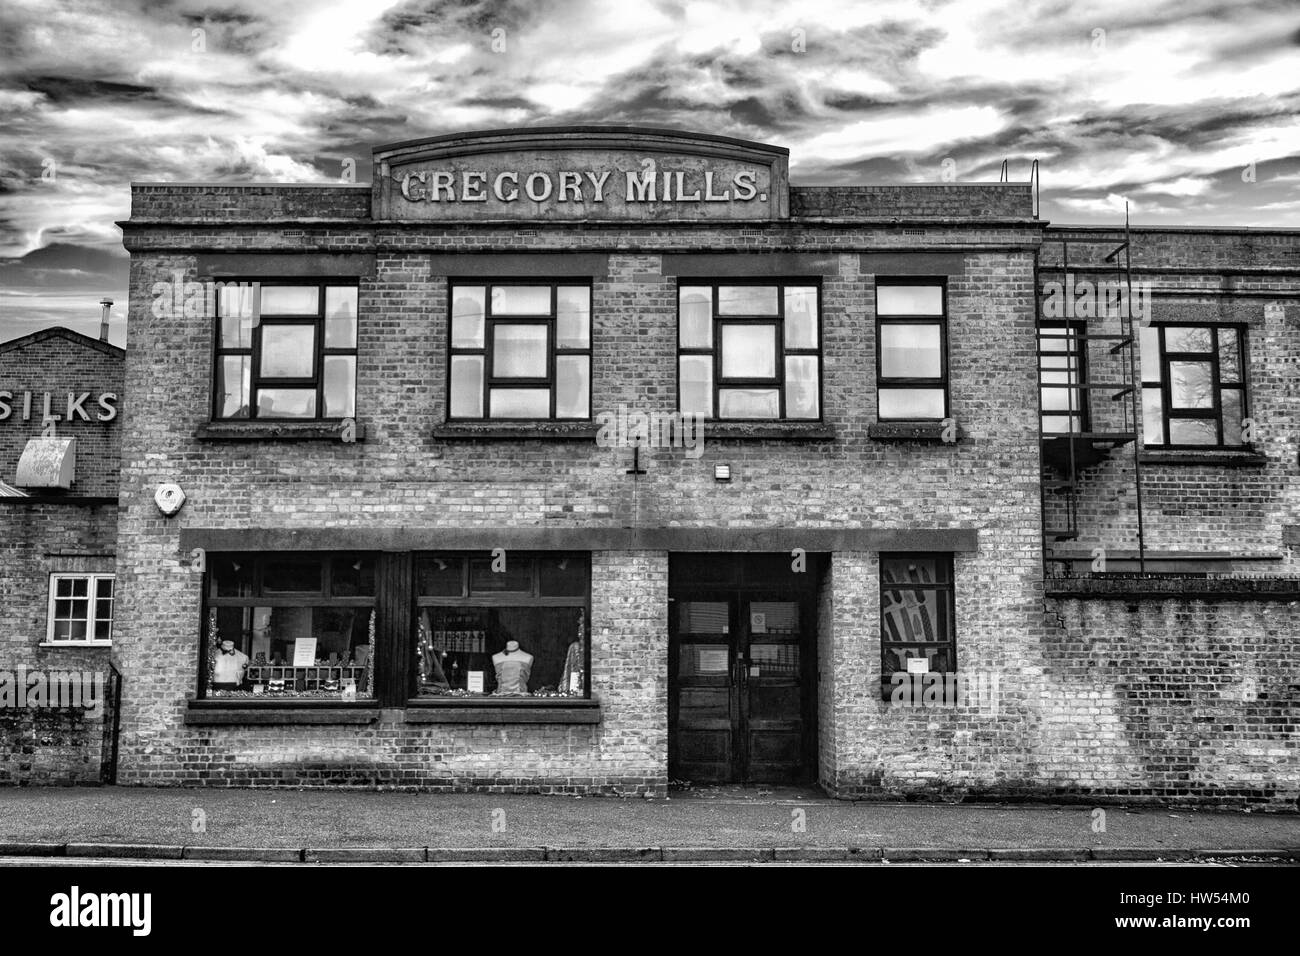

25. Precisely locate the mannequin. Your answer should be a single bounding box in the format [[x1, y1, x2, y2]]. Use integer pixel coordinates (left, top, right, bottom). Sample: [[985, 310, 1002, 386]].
[[212, 639, 250, 688], [492, 640, 533, 695]]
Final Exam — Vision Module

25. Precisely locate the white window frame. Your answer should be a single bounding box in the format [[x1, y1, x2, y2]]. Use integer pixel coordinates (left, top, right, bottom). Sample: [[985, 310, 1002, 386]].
[[43, 573, 115, 646]]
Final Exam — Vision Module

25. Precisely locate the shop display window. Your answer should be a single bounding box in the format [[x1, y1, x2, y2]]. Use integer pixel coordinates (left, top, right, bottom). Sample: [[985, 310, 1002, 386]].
[[203, 553, 376, 699], [414, 553, 590, 698]]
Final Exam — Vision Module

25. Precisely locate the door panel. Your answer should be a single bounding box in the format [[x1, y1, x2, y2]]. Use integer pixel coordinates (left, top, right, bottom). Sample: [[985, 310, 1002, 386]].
[[670, 590, 811, 784], [670, 600, 736, 783], [743, 601, 804, 782]]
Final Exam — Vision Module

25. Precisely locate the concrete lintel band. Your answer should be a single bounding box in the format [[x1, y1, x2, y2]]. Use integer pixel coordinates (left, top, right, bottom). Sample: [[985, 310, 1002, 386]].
[[196, 252, 377, 278], [179, 526, 979, 553], [428, 253, 611, 278], [658, 252, 968, 277]]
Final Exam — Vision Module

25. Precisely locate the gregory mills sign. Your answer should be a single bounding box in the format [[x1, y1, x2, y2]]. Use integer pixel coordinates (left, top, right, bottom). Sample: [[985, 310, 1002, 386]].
[[373, 126, 790, 221]]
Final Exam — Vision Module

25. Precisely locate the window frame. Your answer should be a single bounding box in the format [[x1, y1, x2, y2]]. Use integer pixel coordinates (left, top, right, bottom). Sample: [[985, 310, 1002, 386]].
[[414, 552, 591, 700], [875, 277, 950, 422], [1141, 323, 1248, 449], [878, 553, 956, 703], [675, 278, 823, 422], [1039, 320, 1091, 434], [446, 279, 594, 422], [199, 552, 378, 700], [45, 573, 115, 645], [211, 279, 359, 423]]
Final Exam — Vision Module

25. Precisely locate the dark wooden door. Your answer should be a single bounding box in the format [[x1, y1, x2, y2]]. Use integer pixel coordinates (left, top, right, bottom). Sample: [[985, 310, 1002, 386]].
[[669, 593, 810, 784]]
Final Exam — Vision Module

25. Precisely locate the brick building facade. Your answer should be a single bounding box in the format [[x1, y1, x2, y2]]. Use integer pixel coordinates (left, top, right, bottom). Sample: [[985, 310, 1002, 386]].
[[0, 328, 123, 784], [16, 125, 1288, 806]]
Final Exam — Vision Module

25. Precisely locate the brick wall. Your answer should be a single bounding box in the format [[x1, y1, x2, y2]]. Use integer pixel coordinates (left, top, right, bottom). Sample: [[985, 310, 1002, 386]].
[[1040, 227, 1300, 564], [791, 184, 1033, 219], [105, 179, 1300, 805], [130, 184, 370, 221], [0, 328, 122, 785], [115, 181, 1044, 792], [0, 331, 123, 498]]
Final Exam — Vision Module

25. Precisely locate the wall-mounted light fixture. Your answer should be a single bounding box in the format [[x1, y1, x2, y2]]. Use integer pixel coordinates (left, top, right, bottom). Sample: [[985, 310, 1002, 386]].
[[714, 464, 732, 482]]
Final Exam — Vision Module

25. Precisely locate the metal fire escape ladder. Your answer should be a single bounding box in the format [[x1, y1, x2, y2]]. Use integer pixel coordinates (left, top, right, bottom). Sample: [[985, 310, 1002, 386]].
[[1037, 225, 1143, 556]]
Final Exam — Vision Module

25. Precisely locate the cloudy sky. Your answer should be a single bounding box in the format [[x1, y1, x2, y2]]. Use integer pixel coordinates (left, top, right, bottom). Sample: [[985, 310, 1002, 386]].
[[1, 0, 1297, 345]]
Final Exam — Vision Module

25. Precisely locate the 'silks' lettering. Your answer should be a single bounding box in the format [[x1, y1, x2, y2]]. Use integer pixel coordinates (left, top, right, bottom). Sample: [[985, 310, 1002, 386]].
[[0, 390, 117, 423], [400, 168, 759, 204]]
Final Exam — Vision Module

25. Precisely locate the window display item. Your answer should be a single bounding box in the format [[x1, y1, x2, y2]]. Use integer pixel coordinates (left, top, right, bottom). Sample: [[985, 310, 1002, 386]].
[[212, 640, 250, 687], [492, 640, 533, 694]]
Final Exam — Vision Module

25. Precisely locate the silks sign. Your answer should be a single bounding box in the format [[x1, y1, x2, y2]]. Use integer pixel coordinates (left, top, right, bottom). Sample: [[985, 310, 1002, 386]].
[[0, 390, 118, 423], [373, 127, 790, 221]]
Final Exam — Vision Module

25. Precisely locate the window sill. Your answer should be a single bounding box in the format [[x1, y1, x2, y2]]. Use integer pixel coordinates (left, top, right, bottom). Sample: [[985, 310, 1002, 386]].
[[433, 423, 598, 441], [1137, 449, 1267, 467], [38, 641, 113, 648], [701, 423, 836, 441], [868, 421, 960, 442], [195, 421, 366, 442], [185, 700, 380, 725], [404, 698, 601, 724]]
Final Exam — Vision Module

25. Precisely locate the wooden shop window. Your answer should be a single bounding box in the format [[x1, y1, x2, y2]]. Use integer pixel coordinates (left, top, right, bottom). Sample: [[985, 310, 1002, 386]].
[[413, 553, 590, 701], [200, 552, 376, 701]]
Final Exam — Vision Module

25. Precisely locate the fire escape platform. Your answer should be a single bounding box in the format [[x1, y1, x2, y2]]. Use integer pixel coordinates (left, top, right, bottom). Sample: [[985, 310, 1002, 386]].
[[1041, 432, 1136, 471]]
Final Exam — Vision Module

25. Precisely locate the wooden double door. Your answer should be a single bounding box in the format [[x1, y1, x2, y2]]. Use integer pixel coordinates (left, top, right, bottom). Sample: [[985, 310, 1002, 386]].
[[668, 589, 815, 784]]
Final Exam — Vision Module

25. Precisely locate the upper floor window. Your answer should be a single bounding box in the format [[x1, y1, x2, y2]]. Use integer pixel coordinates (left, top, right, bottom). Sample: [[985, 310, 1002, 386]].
[[1140, 324, 1247, 447], [214, 282, 358, 421], [876, 280, 948, 420], [46, 574, 115, 644], [677, 281, 821, 420], [448, 282, 591, 420], [1039, 321, 1089, 434]]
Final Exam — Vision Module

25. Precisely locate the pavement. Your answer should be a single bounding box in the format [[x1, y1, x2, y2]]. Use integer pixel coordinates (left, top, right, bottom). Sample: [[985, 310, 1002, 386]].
[[0, 785, 1297, 863]]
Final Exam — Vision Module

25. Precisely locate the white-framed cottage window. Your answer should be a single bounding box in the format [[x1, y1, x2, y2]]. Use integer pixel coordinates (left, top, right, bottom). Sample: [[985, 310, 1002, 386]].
[[45, 574, 115, 645]]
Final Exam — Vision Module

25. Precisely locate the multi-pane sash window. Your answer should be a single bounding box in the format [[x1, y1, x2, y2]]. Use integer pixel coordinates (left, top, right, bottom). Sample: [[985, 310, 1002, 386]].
[[448, 283, 591, 419], [46, 574, 115, 643], [876, 280, 948, 420], [214, 282, 358, 420], [1039, 322, 1090, 433], [879, 554, 955, 701], [677, 281, 820, 420], [1140, 324, 1247, 447]]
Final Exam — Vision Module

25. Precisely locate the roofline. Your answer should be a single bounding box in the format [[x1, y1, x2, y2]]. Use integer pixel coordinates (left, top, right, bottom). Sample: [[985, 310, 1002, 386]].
[[372, 124, 790, 157], [0, 326, 125, 358], [1048, 223, 1300, 235], [132, 181, 370, 189]]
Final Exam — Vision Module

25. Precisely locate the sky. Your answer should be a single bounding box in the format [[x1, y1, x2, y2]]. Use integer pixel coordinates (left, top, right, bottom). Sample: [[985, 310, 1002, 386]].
[[1, 0, 1297, 345]]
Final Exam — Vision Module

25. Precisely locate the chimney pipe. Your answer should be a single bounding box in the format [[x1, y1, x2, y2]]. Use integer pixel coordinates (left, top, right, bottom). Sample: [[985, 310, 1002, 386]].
[[98, 298, 112, 342]]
